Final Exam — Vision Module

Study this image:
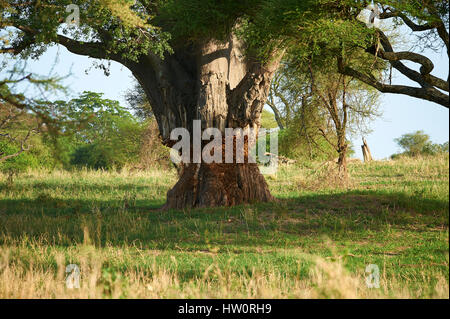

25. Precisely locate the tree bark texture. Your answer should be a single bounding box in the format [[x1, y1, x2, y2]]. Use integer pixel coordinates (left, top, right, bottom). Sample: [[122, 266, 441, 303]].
[[127, 36, 280, 209]]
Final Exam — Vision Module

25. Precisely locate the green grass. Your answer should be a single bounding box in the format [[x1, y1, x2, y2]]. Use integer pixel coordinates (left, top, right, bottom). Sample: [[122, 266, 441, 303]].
[[0, 155, 448, 298]]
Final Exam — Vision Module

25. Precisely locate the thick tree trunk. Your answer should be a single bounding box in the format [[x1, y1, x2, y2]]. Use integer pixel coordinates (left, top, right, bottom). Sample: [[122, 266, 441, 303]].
[[163, 162, 274, 209], [128, 35, 281, 208]]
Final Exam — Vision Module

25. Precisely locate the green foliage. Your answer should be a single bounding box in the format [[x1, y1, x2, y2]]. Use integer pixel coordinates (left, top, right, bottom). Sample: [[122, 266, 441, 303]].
[[393, 131, 449, 158], [238, 0, 374, 62], [0, 141, 38, 173], [0, 0, 377, 63], [0, 129, 56, 174], [52, 92, 145, 170], [1, 0, 172, 61], [2, 0, 446, 68], [260, 110, 278, 129], [155, 0, 261, 43], [278, 127, 336, 162]]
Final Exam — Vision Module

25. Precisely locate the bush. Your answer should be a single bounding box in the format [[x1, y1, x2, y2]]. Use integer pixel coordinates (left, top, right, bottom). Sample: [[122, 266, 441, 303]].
[[278, 127, 336, 162], [69, 114, 146, 170], [0, 141, 39, 174], [392, 131, 449, 158], [137, 119, 171, 169]]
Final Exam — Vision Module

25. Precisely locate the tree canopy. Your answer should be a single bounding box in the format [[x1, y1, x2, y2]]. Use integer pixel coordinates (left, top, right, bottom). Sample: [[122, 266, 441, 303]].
[[2, 1, 447, 106], [394, 130, 449, 158]]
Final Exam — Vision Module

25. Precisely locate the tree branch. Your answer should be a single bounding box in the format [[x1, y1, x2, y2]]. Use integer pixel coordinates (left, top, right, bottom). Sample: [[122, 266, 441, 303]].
[[1, 23, 128, 66], [0, 127, 37, 163], [337, 57, 449, 107], [379, 11, 435, 32]]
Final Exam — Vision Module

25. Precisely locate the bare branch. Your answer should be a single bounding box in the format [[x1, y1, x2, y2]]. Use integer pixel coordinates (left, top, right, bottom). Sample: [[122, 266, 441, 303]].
[[337, 57, 449, 108]]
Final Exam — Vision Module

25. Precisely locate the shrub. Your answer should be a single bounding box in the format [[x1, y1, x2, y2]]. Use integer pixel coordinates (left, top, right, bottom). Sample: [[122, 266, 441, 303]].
[[393, 131, 449, 158], [0, 141, 39, 174]]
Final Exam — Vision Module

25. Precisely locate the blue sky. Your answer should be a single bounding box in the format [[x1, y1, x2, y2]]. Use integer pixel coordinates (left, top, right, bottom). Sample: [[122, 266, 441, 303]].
[[2, 41, 448, 160]]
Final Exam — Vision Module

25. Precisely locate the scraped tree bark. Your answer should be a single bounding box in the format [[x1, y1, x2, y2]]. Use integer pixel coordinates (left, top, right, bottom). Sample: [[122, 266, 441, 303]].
[[127, 36, 280, 209]]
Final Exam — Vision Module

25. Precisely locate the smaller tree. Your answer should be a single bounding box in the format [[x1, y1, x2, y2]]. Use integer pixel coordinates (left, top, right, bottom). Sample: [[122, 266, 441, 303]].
[[266, 66, 337, 162], [269, 56, 381, 179], [394, 131, 448, 157], [54, 91, 145, 170], [308, 67, 380, 179]]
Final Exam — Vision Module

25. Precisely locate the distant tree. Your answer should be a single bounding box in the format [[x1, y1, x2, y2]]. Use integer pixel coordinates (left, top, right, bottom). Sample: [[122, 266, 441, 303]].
[[267, 55, 380, 179], [395, 130, 432, 156], [54, 92, 145, 169], [394, 131, 449, 157], [266, 64, 335, 161], [260, 110, 278, 129]]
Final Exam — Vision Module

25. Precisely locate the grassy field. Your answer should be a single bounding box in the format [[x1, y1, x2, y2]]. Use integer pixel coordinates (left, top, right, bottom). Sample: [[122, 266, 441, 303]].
[[0, 155, 448, 298]]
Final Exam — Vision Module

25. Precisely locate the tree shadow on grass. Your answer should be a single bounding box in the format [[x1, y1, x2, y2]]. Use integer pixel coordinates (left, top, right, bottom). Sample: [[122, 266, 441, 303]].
[[0, 186, 448, 249], [277, 189, 449, 216], [0, 180, 166, 196]]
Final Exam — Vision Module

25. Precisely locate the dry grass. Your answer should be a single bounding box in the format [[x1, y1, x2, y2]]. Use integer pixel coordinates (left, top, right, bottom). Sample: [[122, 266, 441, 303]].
[[1, 242, 447, 299], [0, 154, 448, 299]]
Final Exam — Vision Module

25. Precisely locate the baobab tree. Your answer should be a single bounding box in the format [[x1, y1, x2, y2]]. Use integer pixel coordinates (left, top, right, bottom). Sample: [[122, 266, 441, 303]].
[[1, 0, 290, 208], [1, 0, 445, 208]]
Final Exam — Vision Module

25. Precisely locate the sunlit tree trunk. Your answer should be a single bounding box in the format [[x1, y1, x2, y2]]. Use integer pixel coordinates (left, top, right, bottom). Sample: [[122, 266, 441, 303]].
[[129, 37, 280, 209]]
